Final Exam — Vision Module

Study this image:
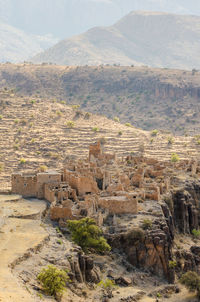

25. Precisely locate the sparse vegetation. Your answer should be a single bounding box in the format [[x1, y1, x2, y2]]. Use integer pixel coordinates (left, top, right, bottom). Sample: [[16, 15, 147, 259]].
[[171, 152, 180, 163], [141, 219, 152, 230], [169, 260, 177, 269], [56, 110, 62, 117], [97, 279, 116, 290], [39, 165, 48, 172], [126, 228, 145, 243], [92, 127, 99, 132], [66, 121, 75, 128], [167, 136, 174, 144], [72, 105, 80, 110], [19, 158, 26, 164], [192, 229, 200, 238], [125, 123, 133, 127], [67, 217, 111, 253], [151, 129, 158, 136], [84, 112, 91, 119], [114, 117, 120, 122], [13, 144, 20, 150], [14, 119, 19, 124], [180, 271, 200, 299], [37, 265, 69, 297]]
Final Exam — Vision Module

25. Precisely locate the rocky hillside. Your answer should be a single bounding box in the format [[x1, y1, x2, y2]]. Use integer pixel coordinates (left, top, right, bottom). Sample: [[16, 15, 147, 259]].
[[0, 63, 200, 135], [0, 87, 199, 188], [32, 11, 200, 70]]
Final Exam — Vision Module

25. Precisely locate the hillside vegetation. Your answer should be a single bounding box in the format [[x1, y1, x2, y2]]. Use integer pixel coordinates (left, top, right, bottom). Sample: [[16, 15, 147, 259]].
[[0, 63, 200, 135], [0, 87, 199, 188], [32, 11, 200, 70]]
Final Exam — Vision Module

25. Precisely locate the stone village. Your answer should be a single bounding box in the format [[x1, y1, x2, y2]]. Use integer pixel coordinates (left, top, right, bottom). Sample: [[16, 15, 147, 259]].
[[11, 141, 200, 282]]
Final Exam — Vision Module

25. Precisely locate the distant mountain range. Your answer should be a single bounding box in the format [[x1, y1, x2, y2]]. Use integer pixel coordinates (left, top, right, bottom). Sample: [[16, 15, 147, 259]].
[[0, 21, 57, 63], [1, 0, 200, 65], [1, 0, 200, 39], [31, 11, 200, 70]]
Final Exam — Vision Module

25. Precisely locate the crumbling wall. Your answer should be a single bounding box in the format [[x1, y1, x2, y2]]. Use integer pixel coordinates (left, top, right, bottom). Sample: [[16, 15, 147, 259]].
[[50, 206, 75, 220], [98, 195, 138, 214], [11, 173, 37, 197], [37, 172, 61, 199], [89, 141, 102, 160], [64, 170, 98, 196]]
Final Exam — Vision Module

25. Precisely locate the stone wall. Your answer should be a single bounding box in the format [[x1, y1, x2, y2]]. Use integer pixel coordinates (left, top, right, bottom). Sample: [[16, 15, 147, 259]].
[[11, 173, 37, 197], [98, 195, 138, 214], [64, 170, 98, 196], [89, 141, 102, 160], [37, 172, 61, 198], [50, 206, 75, 220]]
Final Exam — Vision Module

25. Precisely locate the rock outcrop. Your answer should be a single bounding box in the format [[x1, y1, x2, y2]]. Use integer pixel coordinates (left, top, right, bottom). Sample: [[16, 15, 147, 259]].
[[107, 219, 174, 282], [68, 251, 100, 284]]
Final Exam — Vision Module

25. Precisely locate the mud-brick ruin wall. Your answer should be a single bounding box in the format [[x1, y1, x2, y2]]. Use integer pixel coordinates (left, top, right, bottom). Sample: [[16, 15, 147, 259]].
[[11, 174, 37, 197], [89, 141, 102, 160], [44, 184, 56, 203], [64, 170, 98, 196], [50, 206, 74, 221], [98, 196, 138, 215], [37, 173, 61, 199]]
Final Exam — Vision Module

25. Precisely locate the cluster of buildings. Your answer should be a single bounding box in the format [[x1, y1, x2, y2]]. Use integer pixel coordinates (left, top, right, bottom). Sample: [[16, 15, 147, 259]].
[[11, 141, 200, 225]]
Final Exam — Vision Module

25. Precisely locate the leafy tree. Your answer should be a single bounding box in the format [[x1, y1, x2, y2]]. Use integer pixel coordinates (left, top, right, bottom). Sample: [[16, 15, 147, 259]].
[[67, 217, 111, 253], [37, 265, 69, 297], [180, 271, 200, 299]]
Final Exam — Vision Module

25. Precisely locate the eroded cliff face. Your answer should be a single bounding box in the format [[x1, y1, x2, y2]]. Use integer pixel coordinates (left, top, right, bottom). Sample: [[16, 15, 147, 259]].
[[105, 180, 200, 283], [68, 251, 100, 284], [106, 216, 174, 282], [172, 189, 199, 234]]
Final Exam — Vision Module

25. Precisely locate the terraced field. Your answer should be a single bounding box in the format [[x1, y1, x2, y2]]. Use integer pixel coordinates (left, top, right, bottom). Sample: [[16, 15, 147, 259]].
[[0, 89, 199, 188]]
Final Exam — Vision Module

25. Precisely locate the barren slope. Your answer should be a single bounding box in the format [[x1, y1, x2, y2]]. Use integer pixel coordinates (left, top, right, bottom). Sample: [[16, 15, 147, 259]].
[[0, 88, 199, 189], [32, 11, 200, 70], [0, 63, 200, 135]]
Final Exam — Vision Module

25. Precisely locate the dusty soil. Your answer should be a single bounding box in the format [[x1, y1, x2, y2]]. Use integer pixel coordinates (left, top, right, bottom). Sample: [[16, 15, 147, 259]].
[[0, 194, 47, 302]]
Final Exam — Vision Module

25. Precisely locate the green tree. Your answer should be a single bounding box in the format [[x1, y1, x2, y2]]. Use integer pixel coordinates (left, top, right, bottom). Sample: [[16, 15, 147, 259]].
[[37, 265, 69, 297], [67, 217, 111, 253]]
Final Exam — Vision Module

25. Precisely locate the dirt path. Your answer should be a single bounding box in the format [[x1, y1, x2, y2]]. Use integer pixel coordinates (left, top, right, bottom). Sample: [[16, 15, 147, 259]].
[[0, 195, 48, 302]]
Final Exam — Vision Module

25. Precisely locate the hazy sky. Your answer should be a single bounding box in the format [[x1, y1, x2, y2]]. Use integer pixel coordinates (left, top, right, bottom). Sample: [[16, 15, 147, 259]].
[[0, 0, 200, 38]]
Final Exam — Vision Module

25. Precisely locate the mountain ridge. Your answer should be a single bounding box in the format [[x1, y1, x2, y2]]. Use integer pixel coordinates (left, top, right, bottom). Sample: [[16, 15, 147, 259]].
[[31, 11, 200, 70]]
